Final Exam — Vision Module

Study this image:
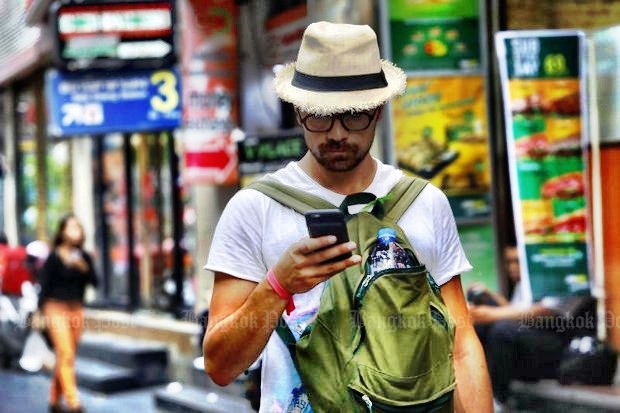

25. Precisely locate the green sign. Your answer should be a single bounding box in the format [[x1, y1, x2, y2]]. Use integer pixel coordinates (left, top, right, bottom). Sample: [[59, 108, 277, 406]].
[[503, 34, 581, 79], [390, 18, 481, 71], [238, 130, 306, 178], [389, 0, 478, 19], [526, 243, 590, 300]]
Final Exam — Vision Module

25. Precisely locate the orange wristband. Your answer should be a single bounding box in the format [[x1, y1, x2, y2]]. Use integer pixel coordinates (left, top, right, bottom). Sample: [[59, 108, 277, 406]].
[[266, 268, 295, 315]]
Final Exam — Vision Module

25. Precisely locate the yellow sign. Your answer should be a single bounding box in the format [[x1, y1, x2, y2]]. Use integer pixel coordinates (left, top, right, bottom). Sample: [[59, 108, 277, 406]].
[[393, 75, 490, 196]]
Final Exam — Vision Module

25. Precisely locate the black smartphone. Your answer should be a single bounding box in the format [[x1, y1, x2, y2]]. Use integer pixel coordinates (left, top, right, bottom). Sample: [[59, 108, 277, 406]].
[[305, 209, 352, 263]]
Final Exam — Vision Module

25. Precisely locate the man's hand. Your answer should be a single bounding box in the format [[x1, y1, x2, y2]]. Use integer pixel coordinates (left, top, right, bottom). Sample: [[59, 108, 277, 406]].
[[272, 235, 361, 294], [469, 305, 504, 324]]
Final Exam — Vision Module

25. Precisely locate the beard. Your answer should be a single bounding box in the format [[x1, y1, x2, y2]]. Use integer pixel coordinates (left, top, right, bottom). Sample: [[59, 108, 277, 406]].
[[308, 140, 371, 172]]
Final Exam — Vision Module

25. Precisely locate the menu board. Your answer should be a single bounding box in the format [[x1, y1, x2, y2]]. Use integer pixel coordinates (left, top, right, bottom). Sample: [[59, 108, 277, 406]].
[[496, 30, 591, 300]]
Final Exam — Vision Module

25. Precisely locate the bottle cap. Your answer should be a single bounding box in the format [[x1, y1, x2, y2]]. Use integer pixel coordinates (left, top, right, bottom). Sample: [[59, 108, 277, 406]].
[[377, 227, 397, 243]]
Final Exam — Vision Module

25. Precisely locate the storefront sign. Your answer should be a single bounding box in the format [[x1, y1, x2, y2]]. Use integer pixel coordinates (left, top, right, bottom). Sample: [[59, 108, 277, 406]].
[[51, 0, 175, 71], [496, 30, 591, 300], [45, 67, 181, 136], [237, 129, 306, 186]]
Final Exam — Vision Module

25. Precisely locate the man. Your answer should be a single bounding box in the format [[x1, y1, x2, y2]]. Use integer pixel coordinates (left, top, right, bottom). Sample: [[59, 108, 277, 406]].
[[469, 244, 595, 409], [204, 21, 492, 412]]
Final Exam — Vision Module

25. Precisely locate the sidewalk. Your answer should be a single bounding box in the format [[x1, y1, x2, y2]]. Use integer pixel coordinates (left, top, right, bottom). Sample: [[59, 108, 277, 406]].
[[0, 368, 164, 413]]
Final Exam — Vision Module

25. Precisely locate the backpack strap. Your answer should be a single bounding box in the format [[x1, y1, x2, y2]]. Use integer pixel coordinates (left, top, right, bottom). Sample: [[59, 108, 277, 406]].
[[247, 179, 336, 213], [383, 176, 429, 222]]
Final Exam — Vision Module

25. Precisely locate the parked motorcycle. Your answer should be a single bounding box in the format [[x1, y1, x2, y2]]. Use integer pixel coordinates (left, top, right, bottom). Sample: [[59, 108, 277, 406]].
[[0, 240, 52, 371], [0, 281, 37, 368]]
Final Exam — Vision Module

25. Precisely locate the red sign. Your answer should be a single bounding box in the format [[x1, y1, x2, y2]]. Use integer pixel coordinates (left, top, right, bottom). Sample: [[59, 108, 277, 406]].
[[180, 0, 239, 185], [182, 130, 238, 184]]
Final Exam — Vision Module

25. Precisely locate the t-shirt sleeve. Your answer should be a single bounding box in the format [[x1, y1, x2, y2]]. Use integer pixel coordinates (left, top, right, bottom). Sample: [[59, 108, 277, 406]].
[[427, 185, 472, 285], [399, 184, 472, 287], [204, 189, 269, 283]]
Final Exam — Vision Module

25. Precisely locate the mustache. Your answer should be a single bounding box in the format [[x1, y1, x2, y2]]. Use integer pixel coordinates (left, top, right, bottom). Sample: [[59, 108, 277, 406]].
[[320, 141, 355, 152]]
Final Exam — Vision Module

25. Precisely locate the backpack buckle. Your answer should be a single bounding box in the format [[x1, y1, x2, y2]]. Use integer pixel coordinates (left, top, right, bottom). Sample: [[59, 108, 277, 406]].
[[339, 192, 385, 219]]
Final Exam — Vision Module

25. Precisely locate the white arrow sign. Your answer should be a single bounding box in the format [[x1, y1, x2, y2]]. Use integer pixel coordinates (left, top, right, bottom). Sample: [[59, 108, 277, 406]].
[[117, 40, 172, 59]]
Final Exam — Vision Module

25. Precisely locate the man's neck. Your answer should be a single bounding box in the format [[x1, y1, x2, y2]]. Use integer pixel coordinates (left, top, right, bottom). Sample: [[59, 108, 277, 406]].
[[297, 154, 377, 195]]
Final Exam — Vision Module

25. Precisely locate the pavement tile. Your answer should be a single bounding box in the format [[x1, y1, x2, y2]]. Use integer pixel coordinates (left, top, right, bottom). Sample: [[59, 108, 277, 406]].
[[0, 369, 164, 413]]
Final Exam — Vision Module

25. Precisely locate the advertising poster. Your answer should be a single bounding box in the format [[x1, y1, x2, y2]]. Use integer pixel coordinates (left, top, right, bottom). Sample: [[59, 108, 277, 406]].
[[392, 75, 491, 219], [180, 0, 239, 185], [496, 30, 590, 300], [388, 0, 480, 71]]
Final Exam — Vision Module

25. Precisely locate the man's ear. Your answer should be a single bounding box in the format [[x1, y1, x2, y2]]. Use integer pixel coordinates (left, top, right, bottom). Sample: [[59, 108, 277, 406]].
[[376, 105, 385, 121]]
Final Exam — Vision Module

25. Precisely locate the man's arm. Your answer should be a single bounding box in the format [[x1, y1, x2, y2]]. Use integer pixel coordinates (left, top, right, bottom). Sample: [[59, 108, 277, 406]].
[[440, 275, 493, 413], [203, 235, 360, 385], [469, 302, 555, 324], [203, 272, 287, 385]]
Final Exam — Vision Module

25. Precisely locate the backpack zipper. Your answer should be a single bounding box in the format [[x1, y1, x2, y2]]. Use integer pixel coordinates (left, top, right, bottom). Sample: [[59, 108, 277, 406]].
[[361, 394, 373, 412]]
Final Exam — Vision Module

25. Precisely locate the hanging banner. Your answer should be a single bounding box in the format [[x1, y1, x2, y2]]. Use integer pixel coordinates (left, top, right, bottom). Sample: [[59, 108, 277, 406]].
[[392, 74, 491, 219], [387, 0, 480, 71], [496, 30, 591, 301], [263, 1, 308, 67], [180, 0, 239, 185]]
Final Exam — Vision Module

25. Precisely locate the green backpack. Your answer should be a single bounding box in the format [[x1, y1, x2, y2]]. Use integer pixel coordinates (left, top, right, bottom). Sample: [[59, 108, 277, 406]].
[[249, 175, 456, 413]]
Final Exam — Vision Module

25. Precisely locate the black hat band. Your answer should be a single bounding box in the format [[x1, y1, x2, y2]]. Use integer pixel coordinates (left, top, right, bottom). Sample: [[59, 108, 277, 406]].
[[292, 69, 388, 92]]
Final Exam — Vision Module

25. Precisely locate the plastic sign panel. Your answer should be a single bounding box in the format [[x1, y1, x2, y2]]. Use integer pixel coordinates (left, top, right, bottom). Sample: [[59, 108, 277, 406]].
[[46, 67, 181, 136], [496, 30, 591, 301], [51, 0, 175, 71]]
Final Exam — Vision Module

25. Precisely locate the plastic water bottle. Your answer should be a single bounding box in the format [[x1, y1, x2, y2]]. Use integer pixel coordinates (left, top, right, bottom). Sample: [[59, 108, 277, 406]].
[[367, 227, 417, 276]]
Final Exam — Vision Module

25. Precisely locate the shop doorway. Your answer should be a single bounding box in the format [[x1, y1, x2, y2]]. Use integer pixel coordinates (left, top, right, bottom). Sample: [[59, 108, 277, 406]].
[[95, 131, 194, 314]]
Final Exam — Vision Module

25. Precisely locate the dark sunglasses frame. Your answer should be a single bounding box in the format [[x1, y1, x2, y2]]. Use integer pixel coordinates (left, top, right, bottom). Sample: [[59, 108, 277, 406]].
[[296, 108, 379, 132]]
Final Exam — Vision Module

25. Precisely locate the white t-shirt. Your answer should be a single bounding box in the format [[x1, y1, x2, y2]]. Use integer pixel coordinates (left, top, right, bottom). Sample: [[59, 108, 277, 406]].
[[205, 159, 472, 413]]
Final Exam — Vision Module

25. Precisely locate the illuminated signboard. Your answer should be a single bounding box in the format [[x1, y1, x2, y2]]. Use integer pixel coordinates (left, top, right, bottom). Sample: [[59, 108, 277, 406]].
[[50, 0, 176, 71]]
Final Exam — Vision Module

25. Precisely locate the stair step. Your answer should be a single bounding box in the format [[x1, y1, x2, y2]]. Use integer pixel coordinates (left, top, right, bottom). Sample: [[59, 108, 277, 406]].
[[77, 333, 169, 386], [74, 357, 137, 393], [154, 383, 255, 413], [511, 380, 620, 412]]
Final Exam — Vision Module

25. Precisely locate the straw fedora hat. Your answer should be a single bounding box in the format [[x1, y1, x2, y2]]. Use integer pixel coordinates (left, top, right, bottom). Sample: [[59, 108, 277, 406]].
[[273, 21, 407, 116]]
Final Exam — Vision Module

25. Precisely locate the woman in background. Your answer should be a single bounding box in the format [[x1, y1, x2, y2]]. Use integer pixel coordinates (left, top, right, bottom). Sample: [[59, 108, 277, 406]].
[[38, 214, 98, 413]]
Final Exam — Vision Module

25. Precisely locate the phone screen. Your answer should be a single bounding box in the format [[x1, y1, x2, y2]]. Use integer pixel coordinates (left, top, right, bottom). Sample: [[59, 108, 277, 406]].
[[305, 209, 352, 262]]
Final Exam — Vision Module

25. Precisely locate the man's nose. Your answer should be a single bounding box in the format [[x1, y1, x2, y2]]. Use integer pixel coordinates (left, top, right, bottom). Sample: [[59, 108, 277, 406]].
[[329, 118, 349, 140]]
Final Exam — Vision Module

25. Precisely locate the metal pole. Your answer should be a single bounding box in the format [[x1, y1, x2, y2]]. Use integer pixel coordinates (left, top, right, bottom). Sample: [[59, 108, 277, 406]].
[[167, 131, 185, 318]]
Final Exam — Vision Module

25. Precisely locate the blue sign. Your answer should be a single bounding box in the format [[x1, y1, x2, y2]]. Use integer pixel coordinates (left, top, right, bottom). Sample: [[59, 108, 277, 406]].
[[46, 67, 182, 136]]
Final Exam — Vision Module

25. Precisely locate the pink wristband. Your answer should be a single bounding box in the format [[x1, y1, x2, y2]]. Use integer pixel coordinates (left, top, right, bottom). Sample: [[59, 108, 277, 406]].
[[266, 268, 295, 315]]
